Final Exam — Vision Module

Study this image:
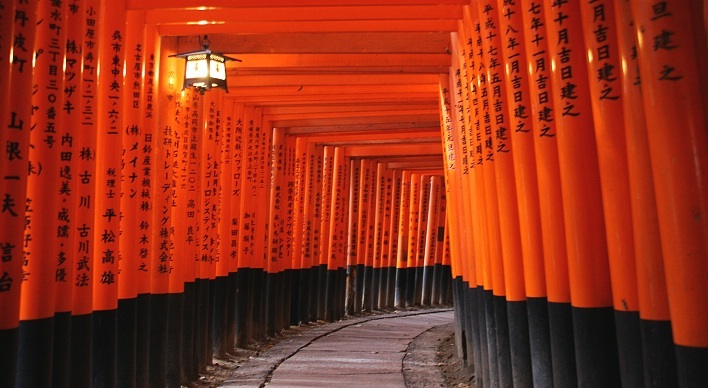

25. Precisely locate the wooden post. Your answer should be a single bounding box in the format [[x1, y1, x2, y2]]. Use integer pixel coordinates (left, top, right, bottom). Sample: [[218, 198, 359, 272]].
[[631, 1, 708, 384], [543, 1, 620, 385]]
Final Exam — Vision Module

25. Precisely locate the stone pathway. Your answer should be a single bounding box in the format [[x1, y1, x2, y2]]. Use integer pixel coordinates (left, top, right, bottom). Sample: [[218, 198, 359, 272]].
[[220, 309, 453, 387]]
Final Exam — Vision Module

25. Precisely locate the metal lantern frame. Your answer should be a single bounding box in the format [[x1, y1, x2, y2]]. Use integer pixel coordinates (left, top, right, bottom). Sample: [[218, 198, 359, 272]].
[[170, 36, 241, 94]]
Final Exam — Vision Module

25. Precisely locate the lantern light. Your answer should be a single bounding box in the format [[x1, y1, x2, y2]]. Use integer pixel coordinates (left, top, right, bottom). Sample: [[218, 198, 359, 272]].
[[170, 35, 241, 94]]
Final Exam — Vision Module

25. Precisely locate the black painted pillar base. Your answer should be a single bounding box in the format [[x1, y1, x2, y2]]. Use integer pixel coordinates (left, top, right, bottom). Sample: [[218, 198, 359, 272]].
[[371, 267, 380, 310], [345, 265, 356, 316], [316, 264, 327, 320], [194, 279, 210, 373], [466, 286, 482, 376], [265, 271, 277, 337], [394, 267, 406, 308], [386, 266, 396, 309], [337, 267, 346, 319], [69, 314, 91, 387], [182, 281, 197, 382], [354, 264, 365, 314], [92, 309, 117, 388], [362, 264, 373, 312], [117, 298, 137, 388], [640, 318, 678, 387], [234, 269, 251, 348], [421, 265, 434, 306], [430, 263, 442, 306], [403, 267, 414, 307], [451, 278, 464, 359], [325, 269, 337, 322], [615, 310, 645, 387], [526, 297, 553, 388], [213, 276, 229, 357], [289, 269, 301, 326], [52, 311, 71, 388], [149, 293, 169, 387], [17, 317, 54, 387], [548, 301, 577, 388], [413, 267, 424, 306], [482, 290, 497, 388], [507, 300, 533, 388], [136, 293, 151, 387], [298, 268, 311, 323], [572, 306, 621, 387], [166, 292, 184, 388], [206, 279, 215, 365], [226, 273, 237, 353], [0, 328, 18, 388], [251, 268, 267, 340], [308, 266, 319, 322], [494, 295, 513, 388], [280, 270, 290, 331], [675, 344, 708, 387], [441, 266, 453, 304]]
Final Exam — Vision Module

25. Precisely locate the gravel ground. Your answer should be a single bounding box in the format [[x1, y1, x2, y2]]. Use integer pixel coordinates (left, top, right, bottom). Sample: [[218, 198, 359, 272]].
[[188, 309, 473, 387]]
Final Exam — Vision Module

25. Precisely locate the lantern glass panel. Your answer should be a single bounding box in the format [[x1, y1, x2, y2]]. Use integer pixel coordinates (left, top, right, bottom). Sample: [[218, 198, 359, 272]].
[[185, 57, 208, 80]]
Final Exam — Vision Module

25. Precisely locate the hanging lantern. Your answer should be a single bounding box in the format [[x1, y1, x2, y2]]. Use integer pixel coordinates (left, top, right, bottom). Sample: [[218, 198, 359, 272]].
[[171, 35, 241, 94]]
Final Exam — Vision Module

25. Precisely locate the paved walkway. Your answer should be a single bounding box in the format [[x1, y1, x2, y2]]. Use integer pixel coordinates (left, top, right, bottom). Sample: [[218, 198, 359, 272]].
[[221, 309, 453, 387]]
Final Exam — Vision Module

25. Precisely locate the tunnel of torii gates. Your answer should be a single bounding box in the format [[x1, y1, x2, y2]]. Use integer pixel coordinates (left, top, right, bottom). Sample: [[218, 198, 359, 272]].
[[0, 0, 706, 387]]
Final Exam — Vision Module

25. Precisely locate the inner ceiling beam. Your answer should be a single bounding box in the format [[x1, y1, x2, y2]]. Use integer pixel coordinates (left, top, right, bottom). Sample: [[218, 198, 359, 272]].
[[145, 5, 463, 24], [128, 0, 468, 10], [157, 20, 458, 35]]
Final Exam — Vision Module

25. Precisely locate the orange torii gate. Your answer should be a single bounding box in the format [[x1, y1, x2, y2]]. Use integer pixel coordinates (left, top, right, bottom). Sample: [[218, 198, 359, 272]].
[[0, 1, 705, 387]]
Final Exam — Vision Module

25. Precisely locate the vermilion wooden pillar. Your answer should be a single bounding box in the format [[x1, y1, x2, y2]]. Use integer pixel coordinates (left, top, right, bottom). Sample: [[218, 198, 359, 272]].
[[543, 0, 620, 385], [631, 1, 708, 385], [578, 1, 644, 386], [70, 1, 98, 385], [496, 0, 550, 385], [614, 1, 677, 384], [117, 11, 145, 387], [345, 158, 361, 314], [19, 2, 71, 386], [0, 1, 35, 386], [519, 1, 577, 385], [93, 1, 126, 386]]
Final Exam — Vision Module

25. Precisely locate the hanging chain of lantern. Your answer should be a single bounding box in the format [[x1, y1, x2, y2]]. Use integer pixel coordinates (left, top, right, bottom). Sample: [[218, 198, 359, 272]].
[[171, 35, 241, 94]]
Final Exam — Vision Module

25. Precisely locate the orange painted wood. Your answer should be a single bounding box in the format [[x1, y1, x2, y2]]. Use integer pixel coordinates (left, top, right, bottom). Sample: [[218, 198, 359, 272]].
[[387, 170, 402, 271], [327, 147, 348, 270], [579, 0, 639, 312], [118, 11, 146, 300], [476, 0, 526, 301], [372, 163, 386, 270], [129, 0, 469, 9], [543, 0, 612, 309], [318, 146, 335, 268], [170, 90, 191, 292], [292, 137, 309, 271], [72, 0, 100, 316], [346, 160, 361, 268], [520, 0, 571, 304], [227, 103, 245, 274], [92, 0, 126, 311], [614, 0, 669, 322], [300, 142, 318, 270], [157, 20, 458, 35], [312, 145, 326, 267], [268, 128, 286, 274], [60, 1, 88, 314], [238, 106, 258, 270], [497, 0, 547, 300], [20, 0, 67, 320], [253, 111, 270, 272], [632, 0, 708, 347], [145, 5, 463, 24], [217, 98, 235, 278], [438, 75, 464, 281], [139, 23, 159, 294]]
